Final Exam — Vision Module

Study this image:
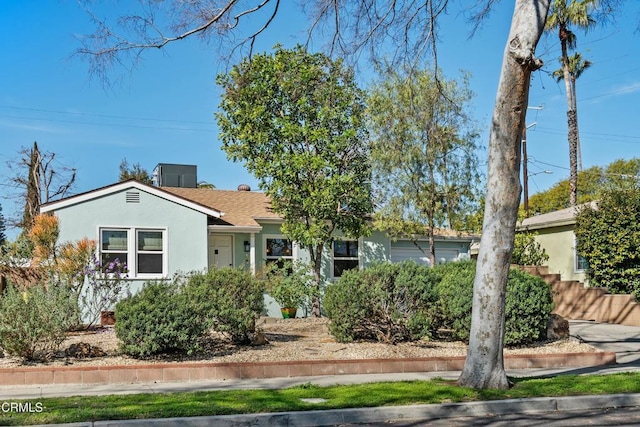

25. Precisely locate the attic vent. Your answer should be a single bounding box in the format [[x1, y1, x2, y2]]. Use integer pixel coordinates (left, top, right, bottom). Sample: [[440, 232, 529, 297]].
[[237, 184, 251, 191], [126, 191, 140, 203]]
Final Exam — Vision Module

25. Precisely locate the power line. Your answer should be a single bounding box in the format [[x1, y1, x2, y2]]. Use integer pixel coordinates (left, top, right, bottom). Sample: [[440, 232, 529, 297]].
[[0, 105, 214, 126], [0, 114, 214, 133], [534, 127, 640, 144]]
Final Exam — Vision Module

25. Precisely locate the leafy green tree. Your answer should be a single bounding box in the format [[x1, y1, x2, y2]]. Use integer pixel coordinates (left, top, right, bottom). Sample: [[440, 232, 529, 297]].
[[575, 185, 640, 299], [216, 45, 372, 317], [512, 231, 549, 266], [545, 0, 597, 206], [118, 159, 153, 184], [368, 67, 482, 266], [525, 158, 640, 215]]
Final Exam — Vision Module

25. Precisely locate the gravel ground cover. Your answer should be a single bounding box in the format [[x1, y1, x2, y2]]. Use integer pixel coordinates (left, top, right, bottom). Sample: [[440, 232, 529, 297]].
[[0, 317, 595, 368]]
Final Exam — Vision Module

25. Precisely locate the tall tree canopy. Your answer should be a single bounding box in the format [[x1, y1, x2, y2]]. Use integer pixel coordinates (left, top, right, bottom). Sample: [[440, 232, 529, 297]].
[[368, 67, 482, 266], [216, 45, 372, 317]]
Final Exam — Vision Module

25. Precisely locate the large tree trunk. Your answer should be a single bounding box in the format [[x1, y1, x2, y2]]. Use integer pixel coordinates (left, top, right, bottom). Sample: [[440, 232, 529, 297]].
[[572, 78, 583, 171], [457, 0, 550, 390], [568, 109, 579, 206], [559, 25, 578, 206], [309, 244, 324, 318]]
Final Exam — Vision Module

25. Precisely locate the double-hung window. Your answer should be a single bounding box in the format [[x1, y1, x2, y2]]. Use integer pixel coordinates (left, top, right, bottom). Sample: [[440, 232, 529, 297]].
[[265, 236, 294, 268], [333, 240, 359, 277], [100, 228, 166, 278]]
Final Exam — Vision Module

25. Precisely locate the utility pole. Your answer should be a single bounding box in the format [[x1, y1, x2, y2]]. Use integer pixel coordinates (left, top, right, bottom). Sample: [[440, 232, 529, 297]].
[[522, 122, 536, 217], [523, 105, 544, 217]]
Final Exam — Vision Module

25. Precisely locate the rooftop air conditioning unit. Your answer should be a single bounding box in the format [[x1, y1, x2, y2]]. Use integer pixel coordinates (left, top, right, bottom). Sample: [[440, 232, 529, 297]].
[[152, 163, 197, 188]]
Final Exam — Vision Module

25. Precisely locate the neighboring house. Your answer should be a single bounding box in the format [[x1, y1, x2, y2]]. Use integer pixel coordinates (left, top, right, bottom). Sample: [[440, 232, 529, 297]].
[[40, 165, 477, 316], [518, 202, 595, 284]]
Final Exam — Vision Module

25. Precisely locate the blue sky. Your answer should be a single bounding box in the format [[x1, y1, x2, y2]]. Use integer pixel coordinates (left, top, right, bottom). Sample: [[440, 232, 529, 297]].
[[1, 1, 639, 236]]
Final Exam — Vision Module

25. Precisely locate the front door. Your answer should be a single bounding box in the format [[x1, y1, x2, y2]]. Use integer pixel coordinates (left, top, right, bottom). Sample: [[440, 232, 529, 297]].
[[209, 235, 233, 268]]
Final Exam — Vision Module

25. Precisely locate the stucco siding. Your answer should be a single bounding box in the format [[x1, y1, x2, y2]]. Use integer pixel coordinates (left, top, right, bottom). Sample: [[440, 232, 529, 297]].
[[52, 187, 209, 289], [534, 225, 586, 283]]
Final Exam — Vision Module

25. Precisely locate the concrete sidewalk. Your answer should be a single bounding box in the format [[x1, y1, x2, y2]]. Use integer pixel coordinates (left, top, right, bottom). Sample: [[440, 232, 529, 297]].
[[2, 320, 640, 426]]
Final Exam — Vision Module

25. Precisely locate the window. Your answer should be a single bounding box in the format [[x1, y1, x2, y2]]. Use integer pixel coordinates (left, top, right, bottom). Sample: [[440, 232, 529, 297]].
[[101, 229, 128, 270], [99, 228, 166, 278], [574, 236, 589, 273], [137, 230, 163, 274], [265, 237, 293, 268], [333, 240, 359, 277]]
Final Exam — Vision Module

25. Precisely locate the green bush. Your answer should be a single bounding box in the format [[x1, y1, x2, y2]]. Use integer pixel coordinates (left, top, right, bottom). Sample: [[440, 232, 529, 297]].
[[434, 261, 554, 346], [575, 186, 640, 299], [505, 268, 555, 345], [183, 268, 264, 344], [0, 283, 75, 360], [433, 260, 476, 341], [115, 281, 206, 358], [324, 262, 439, 343], [264, 261, 314, 310]]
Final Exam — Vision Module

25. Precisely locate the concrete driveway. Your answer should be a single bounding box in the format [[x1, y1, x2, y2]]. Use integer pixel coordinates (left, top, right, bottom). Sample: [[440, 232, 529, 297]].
[[570, 320, 640, 365]]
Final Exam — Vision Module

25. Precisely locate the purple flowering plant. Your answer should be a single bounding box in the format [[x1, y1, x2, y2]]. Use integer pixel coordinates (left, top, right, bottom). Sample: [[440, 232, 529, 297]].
[[76, 253, 130, 328]]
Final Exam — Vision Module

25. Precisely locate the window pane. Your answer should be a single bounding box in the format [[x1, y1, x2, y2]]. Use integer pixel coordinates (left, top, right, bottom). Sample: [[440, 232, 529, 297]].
[[101, 252, 128, 272], [138, 231, 163, 251], [266, 238, 292, 257], [334, 259, 359, 277], [577, 254, 589, 271], [334, 240, 358, 258], [102, 230, 127, 251], [138, 253, 163, 274]]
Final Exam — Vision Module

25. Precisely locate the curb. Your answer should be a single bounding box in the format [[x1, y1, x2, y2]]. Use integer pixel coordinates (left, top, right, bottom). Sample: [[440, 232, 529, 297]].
[[32, 393, 640, 427], [0, 351, 616, 387]]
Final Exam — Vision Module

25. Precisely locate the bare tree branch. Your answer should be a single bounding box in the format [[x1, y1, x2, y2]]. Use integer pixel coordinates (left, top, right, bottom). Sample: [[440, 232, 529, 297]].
[[76, 0, 285, 85]]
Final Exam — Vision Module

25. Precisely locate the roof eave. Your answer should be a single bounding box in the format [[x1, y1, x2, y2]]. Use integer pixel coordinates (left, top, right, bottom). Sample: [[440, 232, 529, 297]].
[[40, 180, 224, 219]]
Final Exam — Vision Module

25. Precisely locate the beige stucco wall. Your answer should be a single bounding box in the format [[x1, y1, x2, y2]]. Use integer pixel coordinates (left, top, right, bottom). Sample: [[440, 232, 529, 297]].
[[533, 224, 587, 283]]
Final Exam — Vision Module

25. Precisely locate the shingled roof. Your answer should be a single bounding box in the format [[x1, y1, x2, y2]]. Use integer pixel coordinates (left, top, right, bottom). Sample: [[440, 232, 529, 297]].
[[162, 187, 280, 227]]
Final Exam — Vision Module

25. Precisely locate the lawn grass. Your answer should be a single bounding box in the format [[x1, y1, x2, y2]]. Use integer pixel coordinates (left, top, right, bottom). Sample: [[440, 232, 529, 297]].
[[2, 373, 640, 426]]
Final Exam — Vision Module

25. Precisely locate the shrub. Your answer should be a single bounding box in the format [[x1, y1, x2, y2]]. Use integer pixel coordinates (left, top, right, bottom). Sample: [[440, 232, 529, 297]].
[[183, 268, 264, 344], [264, 261, 314, 310], [115, 281, 205, 358], [512, 230, 549, 266], [433, 260, 476, 341], [324, 262, 439, 343], [505, 268, 555, 345], [575, 187, 640, 299], [0, 283, 75, 360], [434, 261, 554, 346]]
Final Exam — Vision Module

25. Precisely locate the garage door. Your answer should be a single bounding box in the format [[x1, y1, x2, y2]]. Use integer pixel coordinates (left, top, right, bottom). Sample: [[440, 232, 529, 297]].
[[390, 247, 460, 266]]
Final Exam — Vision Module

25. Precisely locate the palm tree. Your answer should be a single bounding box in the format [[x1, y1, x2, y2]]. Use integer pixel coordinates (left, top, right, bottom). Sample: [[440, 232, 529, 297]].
[[552, 52, 592, 172], [545, 0, 597, 206]]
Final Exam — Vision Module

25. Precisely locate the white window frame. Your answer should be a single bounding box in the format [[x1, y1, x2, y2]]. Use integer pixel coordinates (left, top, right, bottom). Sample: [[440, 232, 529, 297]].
[[263, 234, 296, 267], [98, 226, 168, 279], [332, 238, 361, 278]]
